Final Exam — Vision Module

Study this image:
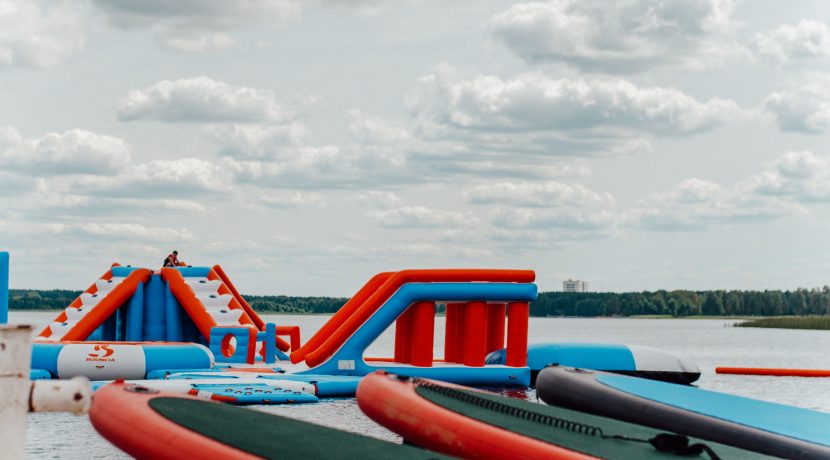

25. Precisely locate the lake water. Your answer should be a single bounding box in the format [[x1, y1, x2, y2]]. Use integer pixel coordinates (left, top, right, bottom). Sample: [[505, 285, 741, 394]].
[[12, 311, 830, 459]]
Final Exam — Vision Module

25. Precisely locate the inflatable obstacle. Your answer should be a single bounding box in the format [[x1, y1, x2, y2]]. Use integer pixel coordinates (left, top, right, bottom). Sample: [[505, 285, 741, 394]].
[[357, 371, 765, 459], [536, 366, 830, 459], [31, 264, 299, 380], [90, 381, 448, 459], [293, 269, 538, 386]]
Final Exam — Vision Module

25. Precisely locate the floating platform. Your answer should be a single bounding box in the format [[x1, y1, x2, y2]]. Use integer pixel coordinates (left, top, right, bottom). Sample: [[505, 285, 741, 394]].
[[536, 366, 830, 459]]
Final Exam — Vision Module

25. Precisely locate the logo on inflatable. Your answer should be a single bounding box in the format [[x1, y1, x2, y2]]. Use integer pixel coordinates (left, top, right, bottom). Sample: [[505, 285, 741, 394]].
[[86, 345, 115, 365]]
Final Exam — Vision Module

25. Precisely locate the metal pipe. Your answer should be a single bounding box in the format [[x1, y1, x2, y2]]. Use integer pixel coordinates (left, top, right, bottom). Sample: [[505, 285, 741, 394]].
[[0, 324, 33, 460]]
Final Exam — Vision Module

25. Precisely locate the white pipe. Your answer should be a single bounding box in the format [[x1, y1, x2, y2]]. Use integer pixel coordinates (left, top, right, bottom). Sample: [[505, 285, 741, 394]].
[[29, 377, 92, 414], [0, 325, 33, 460]]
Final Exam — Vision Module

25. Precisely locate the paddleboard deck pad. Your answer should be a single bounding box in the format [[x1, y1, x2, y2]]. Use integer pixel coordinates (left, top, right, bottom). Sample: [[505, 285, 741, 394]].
[[90, 381, 448, 460], [357, 371, 769, 459], [537, 366, 830, 459]]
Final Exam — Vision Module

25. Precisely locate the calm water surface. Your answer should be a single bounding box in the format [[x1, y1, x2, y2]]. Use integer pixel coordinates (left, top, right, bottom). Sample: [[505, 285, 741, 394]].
[[13, 312, 830, 459]]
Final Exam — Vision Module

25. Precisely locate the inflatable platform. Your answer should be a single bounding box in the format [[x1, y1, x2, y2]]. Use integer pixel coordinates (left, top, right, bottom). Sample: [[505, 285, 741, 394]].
[[357, 371, 767, 459], [90, 381, 448, 459], [536, 366, 830, 459]]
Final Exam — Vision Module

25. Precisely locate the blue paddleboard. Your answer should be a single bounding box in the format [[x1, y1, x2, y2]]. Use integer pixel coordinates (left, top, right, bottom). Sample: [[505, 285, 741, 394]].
[[537, 366, 830, 459]]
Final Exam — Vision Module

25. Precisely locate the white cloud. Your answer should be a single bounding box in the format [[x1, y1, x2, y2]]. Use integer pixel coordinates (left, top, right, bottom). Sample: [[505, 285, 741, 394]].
[[1, 221, 194, 243], [0, 127, 130, 176], [415, 156, 592, 180], [324, 242, 495, 259], [93, 0, 300, 51], [626, 178, 794, 231], [0, 171, 40, 195], [764, 75, 830, 133], [410, 71, 739, 140], [466, 180, 612, 207], [488, 0, 735, 72], [319, 0, 386, 16], [367, 206, 470, 228], [348, 110, 408, 144], [0, 0, 86, 69], [78, 158, 232, 197], [608, 151, 830, 233], [19, 194, 208, 218], [752, 20, 830, 65], [748, 151, 830, 203], [257, 192, 326, 209], [225, 145, 410, 188], [64, 223, 195, 242], [493, 207, 617, 231], [118, 77, 294, 123], [210, 123, 312, 158], [156, 29, 234, 52], [356, 191, 401, 209]]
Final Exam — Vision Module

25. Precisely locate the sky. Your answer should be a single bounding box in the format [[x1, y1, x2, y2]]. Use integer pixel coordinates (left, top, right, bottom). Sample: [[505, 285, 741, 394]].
[[2, 0, 830, 296]]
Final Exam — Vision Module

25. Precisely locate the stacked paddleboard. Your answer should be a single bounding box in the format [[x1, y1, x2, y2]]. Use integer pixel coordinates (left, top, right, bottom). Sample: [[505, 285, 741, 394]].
[[356, 371, 770, 459], [536, 366, 830, 459]]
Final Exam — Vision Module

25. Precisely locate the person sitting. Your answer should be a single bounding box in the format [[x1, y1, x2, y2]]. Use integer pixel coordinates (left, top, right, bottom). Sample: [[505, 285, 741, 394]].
[[163, 251, 180, 267]]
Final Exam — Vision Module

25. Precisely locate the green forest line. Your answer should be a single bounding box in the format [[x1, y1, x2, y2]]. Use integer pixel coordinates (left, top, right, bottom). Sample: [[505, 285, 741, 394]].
[[9, 286, 830, 317]]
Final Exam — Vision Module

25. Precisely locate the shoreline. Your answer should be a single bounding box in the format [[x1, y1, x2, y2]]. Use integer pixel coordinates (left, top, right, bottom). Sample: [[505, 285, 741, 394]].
[[9, 309, 806, 321]]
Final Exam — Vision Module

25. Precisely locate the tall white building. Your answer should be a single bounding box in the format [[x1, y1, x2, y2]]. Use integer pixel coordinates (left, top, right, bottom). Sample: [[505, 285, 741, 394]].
[[563, 279, 588, 292]]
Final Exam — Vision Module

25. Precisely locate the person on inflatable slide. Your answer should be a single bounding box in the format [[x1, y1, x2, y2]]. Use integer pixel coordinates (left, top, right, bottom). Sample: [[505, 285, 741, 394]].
[[163, 250, 184, 267]]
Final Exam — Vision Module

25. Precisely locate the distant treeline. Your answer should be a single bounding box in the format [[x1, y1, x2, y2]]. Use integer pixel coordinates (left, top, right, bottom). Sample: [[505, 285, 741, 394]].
[[9, 289, 82, 310], [245, 295, 349, 314], [532, 288, 830, 317], [9, 287, 830, 317]]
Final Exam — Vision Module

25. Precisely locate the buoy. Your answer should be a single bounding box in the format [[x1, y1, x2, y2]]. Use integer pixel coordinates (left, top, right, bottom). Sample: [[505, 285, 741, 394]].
[[716, 367, 830, 377]]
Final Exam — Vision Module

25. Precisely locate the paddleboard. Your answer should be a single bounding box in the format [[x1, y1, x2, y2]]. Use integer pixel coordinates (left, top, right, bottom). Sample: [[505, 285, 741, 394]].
[[357, 371, 768, 459], [90, 381, 448, 460], [536, 366, 830, 459]]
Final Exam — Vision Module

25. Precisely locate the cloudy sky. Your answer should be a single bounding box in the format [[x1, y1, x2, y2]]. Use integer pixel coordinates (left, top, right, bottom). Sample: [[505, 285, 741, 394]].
[[2, 0, 830, 295]]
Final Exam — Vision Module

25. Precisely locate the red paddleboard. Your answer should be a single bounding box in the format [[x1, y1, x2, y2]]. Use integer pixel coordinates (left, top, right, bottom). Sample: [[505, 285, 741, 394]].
[[90, 381, 447, 460], [357, 372, 594, 460]]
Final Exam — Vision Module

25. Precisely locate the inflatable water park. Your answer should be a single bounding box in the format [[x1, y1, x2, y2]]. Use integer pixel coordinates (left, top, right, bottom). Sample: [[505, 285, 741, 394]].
[[2, 251, 830, 459], [26, 260, 701, 401]]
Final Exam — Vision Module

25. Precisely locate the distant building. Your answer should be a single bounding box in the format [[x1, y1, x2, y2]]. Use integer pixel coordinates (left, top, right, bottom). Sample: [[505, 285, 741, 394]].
[[563, 279, 588, 292]]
